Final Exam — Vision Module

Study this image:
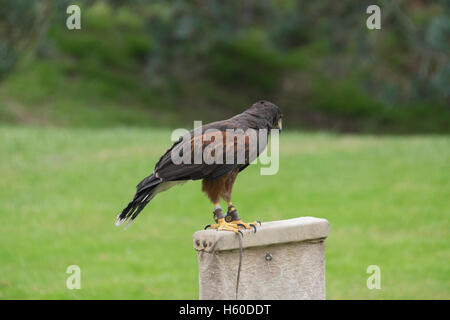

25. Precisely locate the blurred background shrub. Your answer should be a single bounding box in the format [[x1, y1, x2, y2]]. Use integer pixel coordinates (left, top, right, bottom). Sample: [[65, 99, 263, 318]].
[[0, 0, 448, 132]]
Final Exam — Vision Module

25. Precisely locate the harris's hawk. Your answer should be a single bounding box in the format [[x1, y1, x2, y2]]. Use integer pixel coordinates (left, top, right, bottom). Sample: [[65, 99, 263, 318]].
[[115, 101, 282, 233]]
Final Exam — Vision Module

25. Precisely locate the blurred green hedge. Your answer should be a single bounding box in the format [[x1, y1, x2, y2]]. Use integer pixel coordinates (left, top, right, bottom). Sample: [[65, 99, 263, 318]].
[[0, 0, 448, 133]]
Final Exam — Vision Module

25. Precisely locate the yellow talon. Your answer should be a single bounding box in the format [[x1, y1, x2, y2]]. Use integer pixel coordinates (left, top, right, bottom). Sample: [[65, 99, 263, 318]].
[[230, 219, 260, 232], [206, 218, 241, 234]]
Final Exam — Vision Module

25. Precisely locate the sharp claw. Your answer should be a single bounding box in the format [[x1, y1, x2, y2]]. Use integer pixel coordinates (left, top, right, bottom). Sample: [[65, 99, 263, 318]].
[[256, 220, 261, 226], [250, 224, 257, 233], [204, 224, 211, 230], [237, 223, 245, 228], [238, 230, 243, 237]]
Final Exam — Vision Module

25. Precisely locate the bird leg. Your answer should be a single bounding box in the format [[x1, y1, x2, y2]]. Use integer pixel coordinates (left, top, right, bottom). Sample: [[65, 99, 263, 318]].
[[225, 204, 260, 233], [204, 205, 242, 234]]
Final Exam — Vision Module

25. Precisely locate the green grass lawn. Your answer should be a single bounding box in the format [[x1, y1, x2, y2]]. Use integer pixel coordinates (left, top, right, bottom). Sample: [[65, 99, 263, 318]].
[[0, 126, 448, 299]]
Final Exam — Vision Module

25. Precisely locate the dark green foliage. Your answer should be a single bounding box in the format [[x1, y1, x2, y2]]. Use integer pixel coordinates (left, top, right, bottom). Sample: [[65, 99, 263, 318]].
[[206, 33, 287, 91], [0, 0, 52, 78], [0, 0, 448, 133], [49, 3, 151, 71], [312, 79, 382, 117]]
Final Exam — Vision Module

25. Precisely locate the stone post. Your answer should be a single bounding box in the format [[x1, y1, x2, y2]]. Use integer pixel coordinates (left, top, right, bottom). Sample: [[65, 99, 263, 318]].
[[193, 217, 329, 300]]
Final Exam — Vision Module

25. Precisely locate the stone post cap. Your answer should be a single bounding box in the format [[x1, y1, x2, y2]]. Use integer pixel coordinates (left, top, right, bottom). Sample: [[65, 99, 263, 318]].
[[193, 216, 329, 253]]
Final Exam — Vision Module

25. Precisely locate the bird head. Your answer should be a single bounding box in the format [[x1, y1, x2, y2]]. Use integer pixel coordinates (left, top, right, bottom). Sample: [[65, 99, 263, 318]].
[[249, 100, 283, 131]]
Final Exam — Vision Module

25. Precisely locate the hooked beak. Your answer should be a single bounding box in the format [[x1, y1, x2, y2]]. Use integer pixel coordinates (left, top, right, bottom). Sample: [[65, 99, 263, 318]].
[[275, 119, 282, 131]]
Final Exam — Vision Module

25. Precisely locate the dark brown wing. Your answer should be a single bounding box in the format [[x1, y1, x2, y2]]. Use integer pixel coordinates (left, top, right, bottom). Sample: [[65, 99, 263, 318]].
[[154, 128, 266, 182]]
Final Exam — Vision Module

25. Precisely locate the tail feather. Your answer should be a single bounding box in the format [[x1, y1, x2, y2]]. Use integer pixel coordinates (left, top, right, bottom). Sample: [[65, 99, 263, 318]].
[[115, 174, 162, 227]]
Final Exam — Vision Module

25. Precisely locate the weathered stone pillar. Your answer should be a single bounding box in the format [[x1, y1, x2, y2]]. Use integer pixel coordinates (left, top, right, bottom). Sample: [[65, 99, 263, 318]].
[[193, 217, 329, 300]]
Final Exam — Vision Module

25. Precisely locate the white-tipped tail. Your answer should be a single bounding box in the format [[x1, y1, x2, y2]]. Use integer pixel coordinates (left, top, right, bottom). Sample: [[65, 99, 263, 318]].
[[115, 213, 127, 226]]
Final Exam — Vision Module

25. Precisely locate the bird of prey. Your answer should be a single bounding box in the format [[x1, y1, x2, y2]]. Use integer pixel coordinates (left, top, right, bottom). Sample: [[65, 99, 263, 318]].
[[115, 101, 282, 233]]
